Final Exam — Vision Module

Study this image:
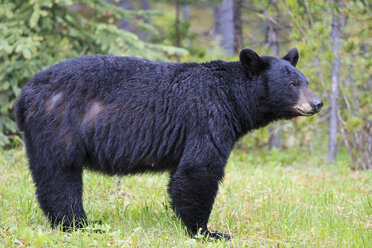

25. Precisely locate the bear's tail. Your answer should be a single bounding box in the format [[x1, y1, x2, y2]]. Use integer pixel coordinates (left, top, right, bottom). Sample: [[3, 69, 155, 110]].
[[15, 70, 52, 131], [15, 89, 27, 131]]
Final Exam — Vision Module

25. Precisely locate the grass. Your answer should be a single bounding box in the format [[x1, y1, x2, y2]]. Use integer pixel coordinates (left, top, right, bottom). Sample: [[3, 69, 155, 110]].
[[0, 147, 371, 247]]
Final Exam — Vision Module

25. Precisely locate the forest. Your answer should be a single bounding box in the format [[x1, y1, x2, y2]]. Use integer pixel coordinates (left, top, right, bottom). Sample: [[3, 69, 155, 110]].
[[0, 0, 371, 247]]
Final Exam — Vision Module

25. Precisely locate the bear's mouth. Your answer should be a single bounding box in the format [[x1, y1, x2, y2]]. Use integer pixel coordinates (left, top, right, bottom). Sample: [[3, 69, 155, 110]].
[[293, 107, 316, 116]]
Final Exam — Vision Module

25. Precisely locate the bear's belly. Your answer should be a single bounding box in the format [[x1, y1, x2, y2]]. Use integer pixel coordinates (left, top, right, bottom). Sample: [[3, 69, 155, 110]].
[[84, 151, 178, 175]]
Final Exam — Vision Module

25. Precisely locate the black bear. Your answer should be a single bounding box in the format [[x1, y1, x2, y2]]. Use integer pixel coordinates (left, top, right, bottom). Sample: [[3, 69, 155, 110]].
[[15, 48, 322, 240]]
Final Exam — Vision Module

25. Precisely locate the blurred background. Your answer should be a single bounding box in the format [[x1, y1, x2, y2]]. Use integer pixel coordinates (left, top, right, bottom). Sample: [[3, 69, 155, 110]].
[[0, 0, 371, 169]]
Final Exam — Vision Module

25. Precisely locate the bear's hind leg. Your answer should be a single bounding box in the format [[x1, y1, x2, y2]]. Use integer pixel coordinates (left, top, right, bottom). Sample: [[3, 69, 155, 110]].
[[30, 160, 87, 230]]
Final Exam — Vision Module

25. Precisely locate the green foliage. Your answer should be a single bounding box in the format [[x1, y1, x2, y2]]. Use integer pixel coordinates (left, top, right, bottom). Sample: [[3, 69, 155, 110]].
[[148, 2, 210, 61], [334, 2, 371, 169], [149, 8, 193, 47], [254, 0, 371, 168], [0, 0, 187, 147], [1, 0, 371, 168]]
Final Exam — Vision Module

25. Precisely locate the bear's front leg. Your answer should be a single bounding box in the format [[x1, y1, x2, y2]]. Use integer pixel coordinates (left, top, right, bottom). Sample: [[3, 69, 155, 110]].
[[168, 144, 231, 240]]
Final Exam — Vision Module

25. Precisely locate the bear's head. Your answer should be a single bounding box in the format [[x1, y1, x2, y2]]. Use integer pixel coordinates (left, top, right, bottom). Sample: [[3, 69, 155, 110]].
[[239, 48, 323, 119]]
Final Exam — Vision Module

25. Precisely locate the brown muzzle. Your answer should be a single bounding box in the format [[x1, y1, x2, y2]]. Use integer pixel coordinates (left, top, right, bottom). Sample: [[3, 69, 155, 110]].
[[293, 87, 323, 116]]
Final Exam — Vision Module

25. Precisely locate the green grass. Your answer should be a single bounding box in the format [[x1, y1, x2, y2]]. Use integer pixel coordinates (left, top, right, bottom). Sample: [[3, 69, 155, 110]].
[[0, 148, 371, 247]]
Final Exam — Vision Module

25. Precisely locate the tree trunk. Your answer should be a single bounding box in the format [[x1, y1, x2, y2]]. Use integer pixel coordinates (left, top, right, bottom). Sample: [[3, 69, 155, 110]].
[[214, 0, 235, 55], [263, 2, 281, 150], [266, 19, 280, 55], [175, 0, 181, 62], [138, 0, 150, 40], [328, 1, 343, 162], [233, 0, 243, 53], [116, 0, 132, 30], [182, 5, 190, 21], [140, 0, 150, 11]]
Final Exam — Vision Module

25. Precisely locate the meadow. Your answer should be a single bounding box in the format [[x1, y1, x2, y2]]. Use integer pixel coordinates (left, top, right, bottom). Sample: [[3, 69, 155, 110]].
[[0, 147, 371, 247]]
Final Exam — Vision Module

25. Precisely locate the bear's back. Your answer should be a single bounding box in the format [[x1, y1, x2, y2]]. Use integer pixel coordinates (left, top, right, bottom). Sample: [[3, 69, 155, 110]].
[[18, 55, 221, 174]]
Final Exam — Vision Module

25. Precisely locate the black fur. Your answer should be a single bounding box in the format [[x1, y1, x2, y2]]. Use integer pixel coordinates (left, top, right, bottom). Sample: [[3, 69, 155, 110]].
[[15, 48, 318, 239]]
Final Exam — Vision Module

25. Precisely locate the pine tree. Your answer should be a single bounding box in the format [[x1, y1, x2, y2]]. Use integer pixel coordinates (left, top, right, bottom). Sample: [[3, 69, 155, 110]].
[[0, 0, 187, 146]]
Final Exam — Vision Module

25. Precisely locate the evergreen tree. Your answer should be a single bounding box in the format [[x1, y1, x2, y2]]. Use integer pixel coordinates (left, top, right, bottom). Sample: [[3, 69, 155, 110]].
[[0, 0, 187, 146]]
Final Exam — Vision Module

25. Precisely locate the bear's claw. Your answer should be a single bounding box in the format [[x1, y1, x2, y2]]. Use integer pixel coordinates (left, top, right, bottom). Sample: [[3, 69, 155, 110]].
[[202, 230, 231, 241]]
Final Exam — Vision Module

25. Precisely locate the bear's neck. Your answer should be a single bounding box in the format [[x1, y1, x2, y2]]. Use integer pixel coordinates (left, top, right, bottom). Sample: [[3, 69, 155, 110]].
[[208, 61, 279, 138]]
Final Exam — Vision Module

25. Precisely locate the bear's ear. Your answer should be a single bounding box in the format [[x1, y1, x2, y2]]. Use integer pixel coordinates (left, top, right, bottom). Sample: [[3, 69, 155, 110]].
[[282, 48, 299, 67], [239, 49, 267, 73]]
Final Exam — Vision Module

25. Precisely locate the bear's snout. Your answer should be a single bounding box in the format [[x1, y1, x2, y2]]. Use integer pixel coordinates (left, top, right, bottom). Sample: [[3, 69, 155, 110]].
[[311, 98, 323, 113], [293, 87, 323, 116]]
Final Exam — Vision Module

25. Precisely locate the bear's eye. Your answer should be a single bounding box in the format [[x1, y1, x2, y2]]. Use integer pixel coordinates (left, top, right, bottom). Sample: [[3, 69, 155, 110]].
[[289, 82, 298, 87]]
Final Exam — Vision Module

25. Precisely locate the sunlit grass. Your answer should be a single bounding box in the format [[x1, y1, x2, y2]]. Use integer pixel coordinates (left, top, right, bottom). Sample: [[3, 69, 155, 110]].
[[0, 148, 371, 247]]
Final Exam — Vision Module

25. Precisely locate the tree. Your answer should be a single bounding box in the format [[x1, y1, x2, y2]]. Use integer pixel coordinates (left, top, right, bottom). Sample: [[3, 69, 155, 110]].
[[328, 0, 343, 162], [337, 0, 372, 169], [214, 0, 242, 55], [262, 1, 282, 149], [0, 0, 187, 147], [233, 0, 243, 53], [278, 0, 371, 168], [214, 0, 234, 55], [116, 0, 132, 30]]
